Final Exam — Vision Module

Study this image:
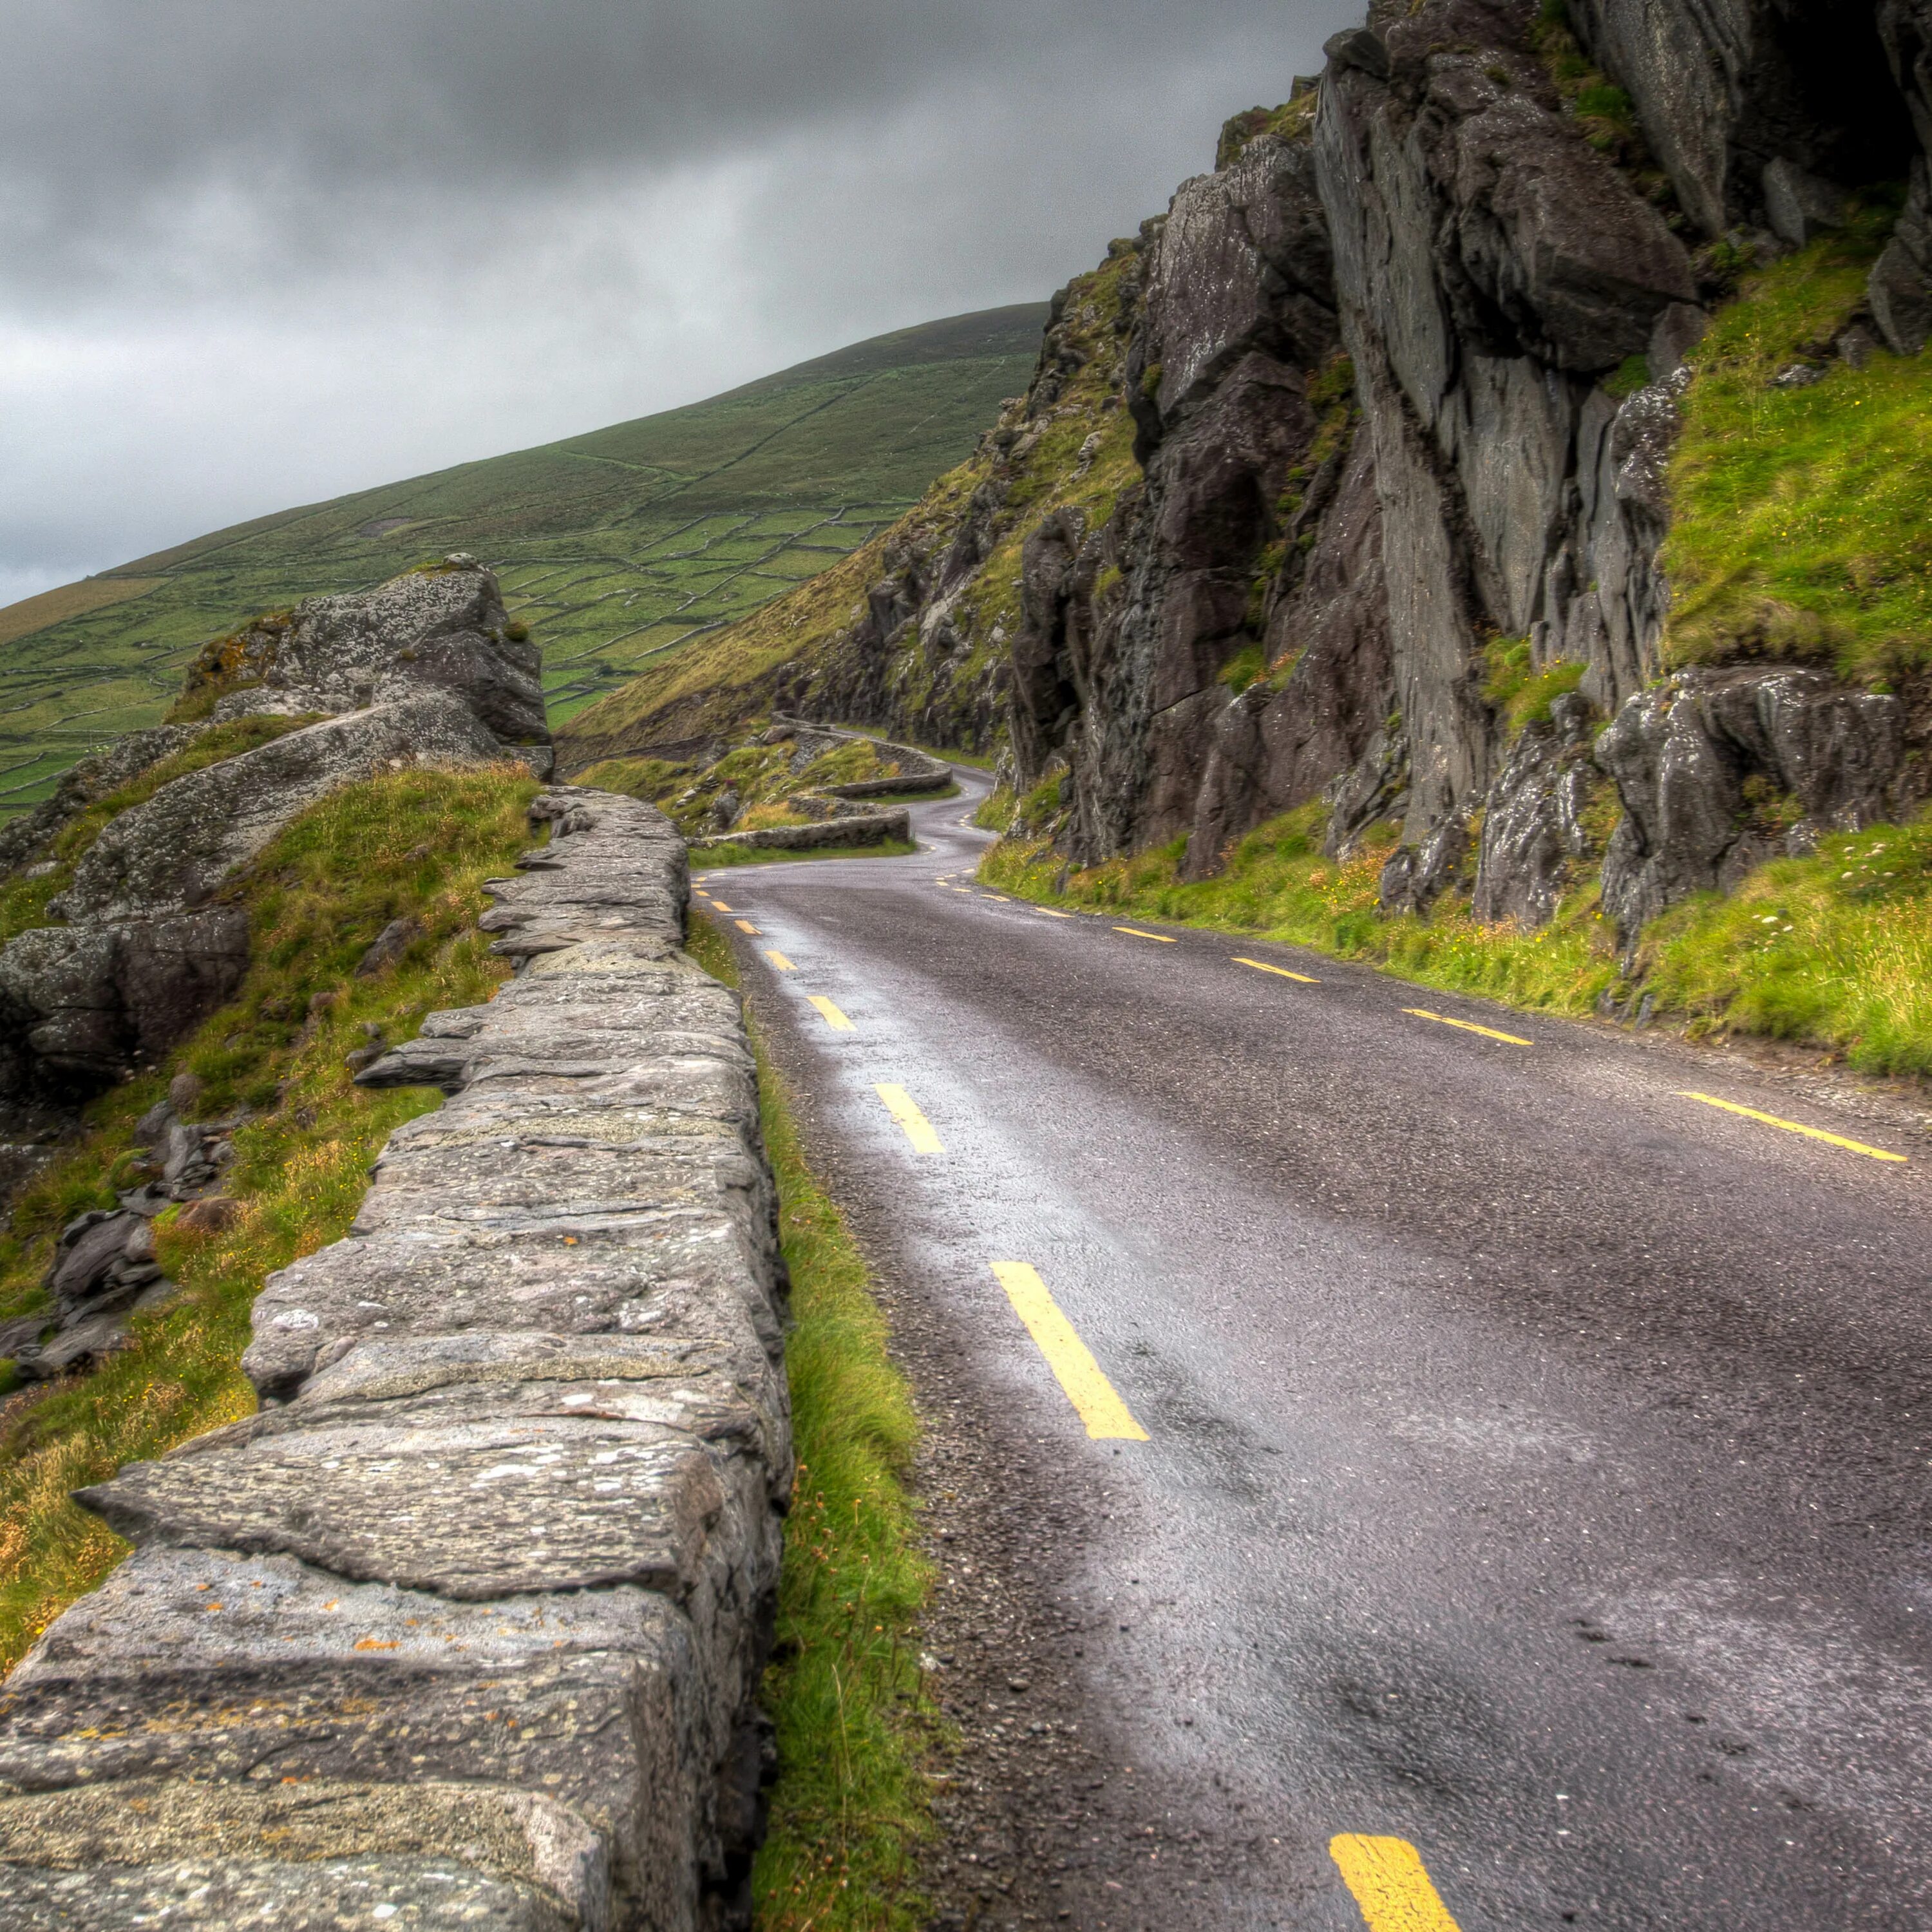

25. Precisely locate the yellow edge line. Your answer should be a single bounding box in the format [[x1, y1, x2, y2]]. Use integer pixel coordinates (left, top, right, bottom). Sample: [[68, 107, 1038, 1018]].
[[1114, 926, 1177, 942], [990, 1263, 1148, 1441], [763, 951, 795, 972], [1403, 1007, 1531, 1046], [1330, 1835, 1463, 1931], [806, 995, 855, 1033], [1678, 1090, 1906, 1162], [874, 1082, 945, 1153], [734, 920, 759, 934], [1234, 955, 1318, 983]]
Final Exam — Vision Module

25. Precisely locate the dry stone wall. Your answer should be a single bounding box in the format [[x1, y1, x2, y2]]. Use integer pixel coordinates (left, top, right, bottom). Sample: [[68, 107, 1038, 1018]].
[[0, 787, 791, 1932]]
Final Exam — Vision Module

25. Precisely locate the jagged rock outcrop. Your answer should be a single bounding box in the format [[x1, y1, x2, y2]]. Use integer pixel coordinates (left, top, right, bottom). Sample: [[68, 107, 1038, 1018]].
[[187, 556, 550, 752], [1597, 666, 1915, 938], [0, 790, 788, 1932], [0, 562, 549, 1126], [0, 726, 209, 880]]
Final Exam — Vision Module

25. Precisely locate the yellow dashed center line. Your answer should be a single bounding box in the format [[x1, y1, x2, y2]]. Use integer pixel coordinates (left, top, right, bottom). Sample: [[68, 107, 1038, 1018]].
[[709, 901, 733, 913], [981, 893, 1010, 902], [1403, 1007, 1531, 1046], [734, 919, 759, 934], [763, 951, 796, 972], [1113, 926, 1177, 943], [806, 996, 855, 1032], [874, 1083, 945, 1153], [1331, 1836, 1463, 1931], [1234, 956, 1319, 983], [990, 1263, 1149, 1441], [1678, 1090, 1907, 1162]]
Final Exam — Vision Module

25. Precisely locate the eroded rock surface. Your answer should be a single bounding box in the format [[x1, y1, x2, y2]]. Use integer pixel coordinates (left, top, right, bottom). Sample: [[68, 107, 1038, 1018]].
[[0, 562, 549, 1128], [0, 790, 787, 1932]]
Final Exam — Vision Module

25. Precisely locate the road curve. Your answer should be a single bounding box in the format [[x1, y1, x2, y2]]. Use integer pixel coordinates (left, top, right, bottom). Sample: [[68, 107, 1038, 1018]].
[[697, 767, 1931, 1932]]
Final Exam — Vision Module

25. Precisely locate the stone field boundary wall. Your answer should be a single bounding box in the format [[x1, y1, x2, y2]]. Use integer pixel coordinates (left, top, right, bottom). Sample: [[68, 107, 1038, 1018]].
[[0, 787, 791, 1932]]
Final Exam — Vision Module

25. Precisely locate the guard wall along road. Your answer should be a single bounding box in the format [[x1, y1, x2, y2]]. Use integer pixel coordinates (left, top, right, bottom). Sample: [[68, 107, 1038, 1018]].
[[0, 787, 791, 1932]]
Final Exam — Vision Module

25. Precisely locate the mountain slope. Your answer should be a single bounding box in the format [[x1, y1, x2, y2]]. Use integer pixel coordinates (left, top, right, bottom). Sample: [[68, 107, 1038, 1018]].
[[0, 303, 1046, 823]]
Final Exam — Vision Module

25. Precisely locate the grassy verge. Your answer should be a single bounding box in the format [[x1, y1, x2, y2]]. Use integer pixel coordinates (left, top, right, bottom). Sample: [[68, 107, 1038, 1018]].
[[980, 800, 1932, 1077], [0, 762, 538, 1671], [691, 838, 918, 869], [685, 914, 937, 1932], [1665, 204, 1932, 680]]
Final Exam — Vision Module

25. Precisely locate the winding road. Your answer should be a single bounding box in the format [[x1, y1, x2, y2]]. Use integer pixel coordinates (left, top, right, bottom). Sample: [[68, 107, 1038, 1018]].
[[698, 764, 1931, 1932]]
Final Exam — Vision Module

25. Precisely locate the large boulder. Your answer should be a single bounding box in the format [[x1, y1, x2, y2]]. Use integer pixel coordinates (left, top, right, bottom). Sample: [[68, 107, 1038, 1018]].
[[1596, 666, 1917, 940], [190, 558, 549, 752]]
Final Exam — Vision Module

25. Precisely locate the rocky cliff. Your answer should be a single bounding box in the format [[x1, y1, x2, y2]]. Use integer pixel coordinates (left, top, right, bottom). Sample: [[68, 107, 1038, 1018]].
[[558, 0, 1932, 963], [0, 558, 551, 1184]]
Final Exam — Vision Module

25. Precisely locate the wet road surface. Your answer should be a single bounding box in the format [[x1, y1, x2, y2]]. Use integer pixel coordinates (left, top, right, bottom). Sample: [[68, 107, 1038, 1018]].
[[697, 766, 1932, 1931]]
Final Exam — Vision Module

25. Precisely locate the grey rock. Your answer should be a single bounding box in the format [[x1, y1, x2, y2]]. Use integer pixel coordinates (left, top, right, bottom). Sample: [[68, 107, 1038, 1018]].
[[1870, 160, 1932, 354], [1379, 814, 1469, 916], [202, 560, 549, 750], [355, 916, 423, 977], [0, 724, 209, 881], [1473, 695, 1604, 927], [701, 806, 909, 852], [1597, 666, 1915, 940], [1761, 157, 1846, 247]]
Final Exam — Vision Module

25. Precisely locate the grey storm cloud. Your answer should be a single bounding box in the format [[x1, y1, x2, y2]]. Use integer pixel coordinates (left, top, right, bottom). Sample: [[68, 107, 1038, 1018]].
[[0, 0, 1358, 592]]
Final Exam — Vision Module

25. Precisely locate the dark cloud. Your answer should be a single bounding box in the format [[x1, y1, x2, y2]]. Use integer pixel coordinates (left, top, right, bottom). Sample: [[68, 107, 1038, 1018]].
[[1, 0, 1357, 589]]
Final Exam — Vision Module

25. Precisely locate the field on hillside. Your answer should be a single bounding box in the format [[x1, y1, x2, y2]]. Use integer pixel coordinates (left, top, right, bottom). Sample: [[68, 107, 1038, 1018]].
[[0, 305, 1044, 822]]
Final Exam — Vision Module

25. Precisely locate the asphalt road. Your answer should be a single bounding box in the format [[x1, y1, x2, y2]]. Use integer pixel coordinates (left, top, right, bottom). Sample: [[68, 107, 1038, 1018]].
[[697, 766, 1932, 1931]]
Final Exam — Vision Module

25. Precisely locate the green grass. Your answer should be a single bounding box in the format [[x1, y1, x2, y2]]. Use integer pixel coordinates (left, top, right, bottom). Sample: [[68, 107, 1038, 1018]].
[[1481, 636, 1587, 736], [1637, 813, 1932, 1075], [980, 799, 1932, 1077], [685, 914, 936, 1932], [0, 763, 538, 1671], [690, 839, 918, 869], [1664, 208, 1932, 679], [0, 307, 1046, 822]]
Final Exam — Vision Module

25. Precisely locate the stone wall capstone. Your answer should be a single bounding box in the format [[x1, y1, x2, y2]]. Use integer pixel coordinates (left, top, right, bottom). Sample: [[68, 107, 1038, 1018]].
[[0, 786, 790, 1932]]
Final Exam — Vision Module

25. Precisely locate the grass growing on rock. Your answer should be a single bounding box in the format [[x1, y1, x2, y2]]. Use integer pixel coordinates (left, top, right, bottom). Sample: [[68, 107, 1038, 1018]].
[[1665, 207, 1932, 680], [686, 914, 937, 1932], [0, 762, 538, 1672], [691, 838, 918, 869], [980, 799, 1932, 1076]]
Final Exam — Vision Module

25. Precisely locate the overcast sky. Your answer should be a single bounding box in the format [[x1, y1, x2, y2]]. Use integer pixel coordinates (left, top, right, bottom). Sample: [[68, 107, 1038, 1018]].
[[1, 0, 1355, 604]]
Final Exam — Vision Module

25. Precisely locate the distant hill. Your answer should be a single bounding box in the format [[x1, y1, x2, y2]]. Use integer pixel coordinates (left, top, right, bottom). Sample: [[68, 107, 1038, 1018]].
[[0, 303, 1046, 822]]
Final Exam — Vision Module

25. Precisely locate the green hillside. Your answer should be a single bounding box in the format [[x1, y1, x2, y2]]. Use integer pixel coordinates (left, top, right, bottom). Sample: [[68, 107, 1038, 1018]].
[[0, 303, 1046, 822]]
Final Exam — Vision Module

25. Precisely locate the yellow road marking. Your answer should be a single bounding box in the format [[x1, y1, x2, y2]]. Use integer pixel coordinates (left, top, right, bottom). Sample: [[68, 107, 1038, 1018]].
[[806, 996, 855, 1032], [1403, 1007, 1531, 1046], [734, 918, 759, 934], [1114, 926, 1176, 943], [875, 1083, 945, 1153], [710, 901, 733, 913], [1331, 1836, 1463, 1931], [981, 893, 1009, 902], [990, 1263, 1149, 1441], [1034, 907, 1074, 919], [1235, 955, 1318, 983], [1678, 1090, 1907, 1162], [764, 951, 796, 972]]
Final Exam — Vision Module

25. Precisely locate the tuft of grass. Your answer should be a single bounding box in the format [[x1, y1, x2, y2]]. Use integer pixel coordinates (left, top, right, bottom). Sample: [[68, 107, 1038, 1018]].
[[0, 763, 538, 1672], [685, 916, 936, 1932], [690, 838, 918, 869], [1665, 208, 1932, 680], [1482, 638, 1587, 736], [1636, 810, 1932, 1075], [982, 804, 1621, 1016]]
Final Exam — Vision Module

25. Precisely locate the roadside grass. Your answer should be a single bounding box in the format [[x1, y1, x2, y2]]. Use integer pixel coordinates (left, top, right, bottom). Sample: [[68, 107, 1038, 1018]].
[[686, 914, 937, 1932], [691, 838, 918, 869], [1665, 205, 1932, 680], [980, 804, 1622, 1017], [979, 800, 1932, 1076], [0, 762, 536, 1672]]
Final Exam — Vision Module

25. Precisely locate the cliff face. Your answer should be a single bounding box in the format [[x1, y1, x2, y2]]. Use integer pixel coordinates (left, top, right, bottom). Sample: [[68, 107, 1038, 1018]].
[[559, 0, 1932, 949]]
